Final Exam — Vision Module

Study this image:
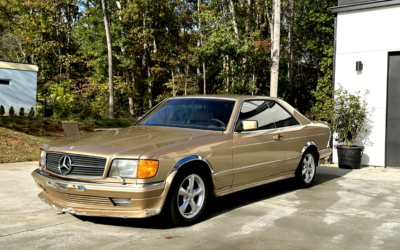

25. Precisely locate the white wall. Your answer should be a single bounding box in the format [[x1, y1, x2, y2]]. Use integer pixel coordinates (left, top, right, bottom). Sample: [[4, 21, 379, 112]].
[[334, 5, 400, 166], [0, 68, 37, 115]]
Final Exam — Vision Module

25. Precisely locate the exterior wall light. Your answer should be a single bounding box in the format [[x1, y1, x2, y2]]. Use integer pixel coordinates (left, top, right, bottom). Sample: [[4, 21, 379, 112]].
[[356, 61, 363, 72]]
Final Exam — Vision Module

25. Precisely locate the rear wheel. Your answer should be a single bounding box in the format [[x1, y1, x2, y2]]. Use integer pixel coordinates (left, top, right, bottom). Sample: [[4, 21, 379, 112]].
[[169, 170, 209, 225], [295, 150, 317, 188]]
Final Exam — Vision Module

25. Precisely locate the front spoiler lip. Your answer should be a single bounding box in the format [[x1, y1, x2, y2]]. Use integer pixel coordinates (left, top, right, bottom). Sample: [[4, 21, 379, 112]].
[[31, 169, 176, 218], [38, 192, 163, 218]]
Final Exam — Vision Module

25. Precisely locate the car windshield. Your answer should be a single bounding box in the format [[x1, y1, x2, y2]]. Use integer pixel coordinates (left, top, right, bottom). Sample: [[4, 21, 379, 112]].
[[137, 98, 235, 131]]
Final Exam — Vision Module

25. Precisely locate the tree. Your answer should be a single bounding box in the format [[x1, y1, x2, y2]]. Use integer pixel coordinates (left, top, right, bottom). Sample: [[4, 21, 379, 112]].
[[101, 0, 114, 119], [0, 0, 336, 119], [287, 0, 294, 86], [270, 0, 281, 98]]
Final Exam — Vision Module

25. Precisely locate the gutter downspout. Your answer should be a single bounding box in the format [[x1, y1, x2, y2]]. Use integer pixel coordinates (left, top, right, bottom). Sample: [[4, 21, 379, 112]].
[[330, 12, 338, 164]]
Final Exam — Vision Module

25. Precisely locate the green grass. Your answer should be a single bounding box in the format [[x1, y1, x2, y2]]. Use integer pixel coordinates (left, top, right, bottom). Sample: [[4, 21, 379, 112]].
[[0, 127, 53, 163]]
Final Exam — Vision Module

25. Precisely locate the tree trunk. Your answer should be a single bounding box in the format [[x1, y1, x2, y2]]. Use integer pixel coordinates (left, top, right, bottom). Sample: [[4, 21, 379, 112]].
[[226, 55, 230, 91], [101, 0, 114, 118], [66, 1, 71, 78], [229, 0, 239, 39], [270, 0, 281, 98], [246, 0, 252, 32], [265, 0, 274, 60], [197, 0, 201, 78], [142, 8, 152, 109], [172, 70, 176, 97], [288, 0, 294, 85], [185, 62, 188, 96], [128, 97, 135, 117], [198, 0, 206, 95], [203, 63, 206, 95]]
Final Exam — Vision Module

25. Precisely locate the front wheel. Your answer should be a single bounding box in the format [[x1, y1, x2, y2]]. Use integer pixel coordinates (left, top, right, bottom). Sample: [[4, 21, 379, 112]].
[[295, 151, 317, 188], [169, 171, 209, 225]]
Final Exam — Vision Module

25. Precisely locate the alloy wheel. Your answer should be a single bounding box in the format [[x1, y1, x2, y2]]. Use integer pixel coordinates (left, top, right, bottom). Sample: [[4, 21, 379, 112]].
[[302, 153, 315, 184], [177, 174, 205, 219]]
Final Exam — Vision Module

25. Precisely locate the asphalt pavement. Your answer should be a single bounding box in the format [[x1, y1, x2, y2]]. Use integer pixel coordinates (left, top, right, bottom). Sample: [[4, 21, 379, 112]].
[[1, 162, 400, 250]]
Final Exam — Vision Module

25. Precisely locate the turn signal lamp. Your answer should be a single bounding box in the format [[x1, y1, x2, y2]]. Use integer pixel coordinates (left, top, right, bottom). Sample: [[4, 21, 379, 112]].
[[137, 160, 159, 179]]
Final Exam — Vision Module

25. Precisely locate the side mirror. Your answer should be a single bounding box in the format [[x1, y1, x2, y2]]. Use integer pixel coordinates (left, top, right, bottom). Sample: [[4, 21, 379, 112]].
[[242, 121, 258, 131]]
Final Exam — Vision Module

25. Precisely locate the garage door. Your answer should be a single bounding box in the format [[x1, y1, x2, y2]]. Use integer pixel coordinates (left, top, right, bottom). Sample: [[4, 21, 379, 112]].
[[386, 52, 400, 167]]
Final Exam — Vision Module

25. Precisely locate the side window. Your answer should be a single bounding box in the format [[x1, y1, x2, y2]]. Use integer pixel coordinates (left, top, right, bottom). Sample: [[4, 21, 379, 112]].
[[235, 100, 276, 131], [268, 102, 300, 128]]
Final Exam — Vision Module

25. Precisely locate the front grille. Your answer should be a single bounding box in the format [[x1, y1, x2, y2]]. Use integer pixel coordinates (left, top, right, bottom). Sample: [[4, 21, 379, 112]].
[[45, 151, 107, 177], [45, 189, 113, 207]]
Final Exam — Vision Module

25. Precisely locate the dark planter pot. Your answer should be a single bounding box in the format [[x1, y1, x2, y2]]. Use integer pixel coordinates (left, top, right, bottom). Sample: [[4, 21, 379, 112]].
[[337, 145, 365, 169]]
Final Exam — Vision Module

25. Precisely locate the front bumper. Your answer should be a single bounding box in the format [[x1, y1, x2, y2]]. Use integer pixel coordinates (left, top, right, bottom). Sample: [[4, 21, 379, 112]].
[[31, 169, 176, 218]]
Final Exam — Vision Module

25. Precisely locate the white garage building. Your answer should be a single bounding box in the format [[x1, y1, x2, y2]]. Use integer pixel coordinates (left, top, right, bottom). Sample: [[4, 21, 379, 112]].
[[0, 61, 38, 115], [331, 0, 400, 167]]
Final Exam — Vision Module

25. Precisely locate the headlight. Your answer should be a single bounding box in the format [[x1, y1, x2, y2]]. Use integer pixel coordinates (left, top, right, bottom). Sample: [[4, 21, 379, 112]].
[[39, 149, 46, 168], [108, 159, 159, 179], [108, 160, 138, 178]]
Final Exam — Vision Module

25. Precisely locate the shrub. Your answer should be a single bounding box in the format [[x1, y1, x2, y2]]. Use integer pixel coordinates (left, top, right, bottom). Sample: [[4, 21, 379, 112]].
[[9, 106, 15, 117], [0, 105, 4, 116], [330, 85, 369, 146], [19, 107, 25, 116], [48, 79, 75, 118], [28, 107, 35, 117]]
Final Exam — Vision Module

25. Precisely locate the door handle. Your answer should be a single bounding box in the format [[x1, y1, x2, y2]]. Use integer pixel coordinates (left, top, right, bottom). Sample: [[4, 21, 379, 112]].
[[273, 134, 284, 140]]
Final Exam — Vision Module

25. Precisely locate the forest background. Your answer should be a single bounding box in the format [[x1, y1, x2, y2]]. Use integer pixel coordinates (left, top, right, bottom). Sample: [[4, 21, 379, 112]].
[[0, 0, 335, 120]]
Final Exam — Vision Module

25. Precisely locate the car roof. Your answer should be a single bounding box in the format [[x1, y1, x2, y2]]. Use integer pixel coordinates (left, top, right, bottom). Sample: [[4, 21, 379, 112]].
[[170, 95, 278, 101]]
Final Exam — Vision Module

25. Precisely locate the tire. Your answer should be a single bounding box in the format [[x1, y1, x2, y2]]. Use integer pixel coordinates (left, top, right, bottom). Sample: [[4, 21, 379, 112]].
[[168, 169, 210, 226], [295, 150, 317, 188]]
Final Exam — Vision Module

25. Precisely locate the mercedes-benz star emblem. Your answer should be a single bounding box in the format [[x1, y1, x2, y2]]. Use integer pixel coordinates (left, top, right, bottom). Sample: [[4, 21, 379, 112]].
[[58, 155, 73, 174]]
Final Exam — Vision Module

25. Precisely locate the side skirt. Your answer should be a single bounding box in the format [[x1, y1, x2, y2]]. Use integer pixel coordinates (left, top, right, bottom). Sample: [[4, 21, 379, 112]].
[[213, 172, 295, 197]]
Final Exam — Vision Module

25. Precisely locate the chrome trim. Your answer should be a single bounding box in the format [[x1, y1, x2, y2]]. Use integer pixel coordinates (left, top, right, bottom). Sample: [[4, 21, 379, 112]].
[[169, 96, 237, 101], [284, 133, 327, 141], [237, 127, 279, 134], [70, 164, 105, 169], [34, 169, 165, 189], [286, 156, 302, 161], [133, 99, 168, 126], [318, 148, 332, 154], [134, 97, 236, 130], [213, 170, 234, 176], [170, 155, 215, 175], [233, 140, 275, 148], [301, 141, 319, 156], [234, 158, 286, 172], [234, 156, 301, 172]]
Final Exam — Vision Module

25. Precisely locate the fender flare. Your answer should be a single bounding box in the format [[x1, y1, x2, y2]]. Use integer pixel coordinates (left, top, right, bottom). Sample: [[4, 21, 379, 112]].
[[301, 141, 319, 161], [169, 155, 214, 175]]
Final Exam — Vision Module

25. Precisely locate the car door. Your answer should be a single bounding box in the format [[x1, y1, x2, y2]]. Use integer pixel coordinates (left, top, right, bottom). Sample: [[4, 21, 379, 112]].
[[267, 101, 302, 174], [232, 99, 285, 186]]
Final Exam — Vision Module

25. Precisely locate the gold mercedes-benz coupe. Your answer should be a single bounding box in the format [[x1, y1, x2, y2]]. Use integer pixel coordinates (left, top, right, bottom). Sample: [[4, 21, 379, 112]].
[[32, 95, 332, 225]]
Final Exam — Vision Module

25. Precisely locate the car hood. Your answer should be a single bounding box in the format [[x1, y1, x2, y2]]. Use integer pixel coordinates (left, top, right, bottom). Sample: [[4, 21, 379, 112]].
[[43, 126, 222, 159]]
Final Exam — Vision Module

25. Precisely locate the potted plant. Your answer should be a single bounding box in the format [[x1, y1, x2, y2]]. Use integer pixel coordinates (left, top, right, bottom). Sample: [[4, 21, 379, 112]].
[[330, 85, 369, 169]]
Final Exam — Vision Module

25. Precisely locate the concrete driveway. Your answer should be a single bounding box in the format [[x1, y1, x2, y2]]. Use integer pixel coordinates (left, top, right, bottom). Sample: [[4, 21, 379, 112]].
[[1, 162, 400, 250]]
